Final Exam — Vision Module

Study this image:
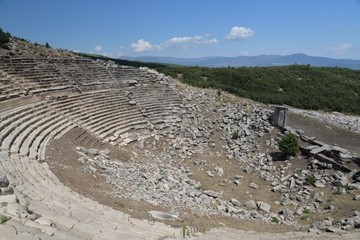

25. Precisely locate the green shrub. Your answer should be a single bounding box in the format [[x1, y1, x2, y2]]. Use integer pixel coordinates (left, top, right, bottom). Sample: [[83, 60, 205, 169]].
[[0, 27, 10, 44], [305, 175, 316, 185], [232, 131, 239, 140], [271, 216, 280, 223], [333, 187, 344, 195], [278, 133, 299, 156], [0, 215, 9, 224], [300, 215, 309, 220]]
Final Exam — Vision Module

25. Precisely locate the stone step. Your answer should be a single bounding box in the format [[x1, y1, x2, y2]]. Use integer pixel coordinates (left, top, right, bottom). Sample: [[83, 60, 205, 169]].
[[18, 115, 63, 156], [0, 105, 47, 145], [80, 107, 139, 128], [93, 116, 146, 138], [6, 110, 50, 149], [28, 118, 71, 159]]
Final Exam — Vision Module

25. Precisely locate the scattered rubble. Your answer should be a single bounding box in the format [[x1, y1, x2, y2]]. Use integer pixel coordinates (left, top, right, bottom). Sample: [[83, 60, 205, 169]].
[[71, 81, 360, 231]]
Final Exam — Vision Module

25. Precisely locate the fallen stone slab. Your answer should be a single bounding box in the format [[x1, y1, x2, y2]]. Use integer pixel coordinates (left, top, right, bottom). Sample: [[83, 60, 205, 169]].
[[244, 200, 257, 210], [314, 181, 326, 188], [310, 145, 331, 155], [325, 227, 346, 234], [203, 190, 223, 198], [300, 134, 316, 142], [338, 153, 353, 162], [87, 148, 99, 156], [257, 201, 271, 213], [230, 198, 241, 207], [148, 211, 179, 221], [1, 186, 14, 195], [249, 182, 259, 189], [35, 216, 53, 226], [244, 166, 253, 173], [272, 185, 285, 193], [0, 194, 17, 204]]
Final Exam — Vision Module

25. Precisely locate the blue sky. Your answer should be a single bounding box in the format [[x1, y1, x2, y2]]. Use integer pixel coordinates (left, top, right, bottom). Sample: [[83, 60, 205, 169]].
[[0, 0, 359, 59]]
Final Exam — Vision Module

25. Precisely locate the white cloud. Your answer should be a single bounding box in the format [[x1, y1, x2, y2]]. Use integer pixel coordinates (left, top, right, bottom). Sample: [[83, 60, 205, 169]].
[[72, 49, 80, 53], [226, 26, 254, 40], [330, 43, 352, 52], [166, 35, 218, 46], [130, 35, 218, 52], [94, 45, 102, 51], [131, 39, 159, 52]]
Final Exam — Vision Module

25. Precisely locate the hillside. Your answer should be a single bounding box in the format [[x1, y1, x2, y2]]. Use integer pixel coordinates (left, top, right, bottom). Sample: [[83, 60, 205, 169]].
[[157, 65, 360, 114], [125, 54, 360, 70], [83, 54, 360, 115]]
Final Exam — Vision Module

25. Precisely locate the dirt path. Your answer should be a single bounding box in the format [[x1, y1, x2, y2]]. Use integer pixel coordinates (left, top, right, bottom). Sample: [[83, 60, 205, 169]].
[[191, 227, 360, 240], [288, 112, 360, 155]]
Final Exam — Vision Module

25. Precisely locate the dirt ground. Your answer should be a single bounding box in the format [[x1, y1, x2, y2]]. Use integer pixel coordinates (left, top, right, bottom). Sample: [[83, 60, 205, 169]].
[[46, 126, 299, 233], [45, 88, 360, 235], [288, 112, 360, 155]]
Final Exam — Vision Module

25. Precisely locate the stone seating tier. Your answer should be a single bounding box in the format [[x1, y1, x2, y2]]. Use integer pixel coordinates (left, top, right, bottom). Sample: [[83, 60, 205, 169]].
[[0, 54, 176, 103], [0, 151, 180, 238], [0, 52, 183, 237]]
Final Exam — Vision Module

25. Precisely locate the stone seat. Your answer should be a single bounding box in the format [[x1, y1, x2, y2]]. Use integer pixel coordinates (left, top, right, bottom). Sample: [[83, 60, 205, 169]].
[[28, 118, 71, 159], [56, 99, 132, 127], [90, 112, 145, 135], [48, 91, 122, 112], [98, 118, 148, 140], [0, 103, 47, 146], [82, 108, 141, 130], [17, 114, 63, 156], [69, 96, 127, 114], [2, 108, 49, 151]]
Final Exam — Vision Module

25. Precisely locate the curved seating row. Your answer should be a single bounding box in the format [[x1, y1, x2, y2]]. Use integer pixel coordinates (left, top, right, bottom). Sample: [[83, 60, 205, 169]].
[[0, 55, 160, 103], [0, 51, 183, 238], [0, 151, 180, 239]]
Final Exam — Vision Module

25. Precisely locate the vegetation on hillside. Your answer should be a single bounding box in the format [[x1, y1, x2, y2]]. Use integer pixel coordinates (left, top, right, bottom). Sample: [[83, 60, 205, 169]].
[[156, 65, 360, 114], [0, 27, 11, 44]]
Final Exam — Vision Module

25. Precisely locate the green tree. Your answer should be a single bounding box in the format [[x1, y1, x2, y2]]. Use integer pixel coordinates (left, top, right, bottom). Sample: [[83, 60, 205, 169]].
[[278, 133, 299, 156], [45, 42, 51, 48], [0, 27, 10, 44]]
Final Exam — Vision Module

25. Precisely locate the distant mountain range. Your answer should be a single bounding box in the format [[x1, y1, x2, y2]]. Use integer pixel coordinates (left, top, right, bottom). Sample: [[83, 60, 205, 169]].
[[124, 53, 360, 70]]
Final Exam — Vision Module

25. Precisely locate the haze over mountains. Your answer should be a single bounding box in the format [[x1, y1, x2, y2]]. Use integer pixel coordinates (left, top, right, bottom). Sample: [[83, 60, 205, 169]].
[[125, 53, 360, 70]]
